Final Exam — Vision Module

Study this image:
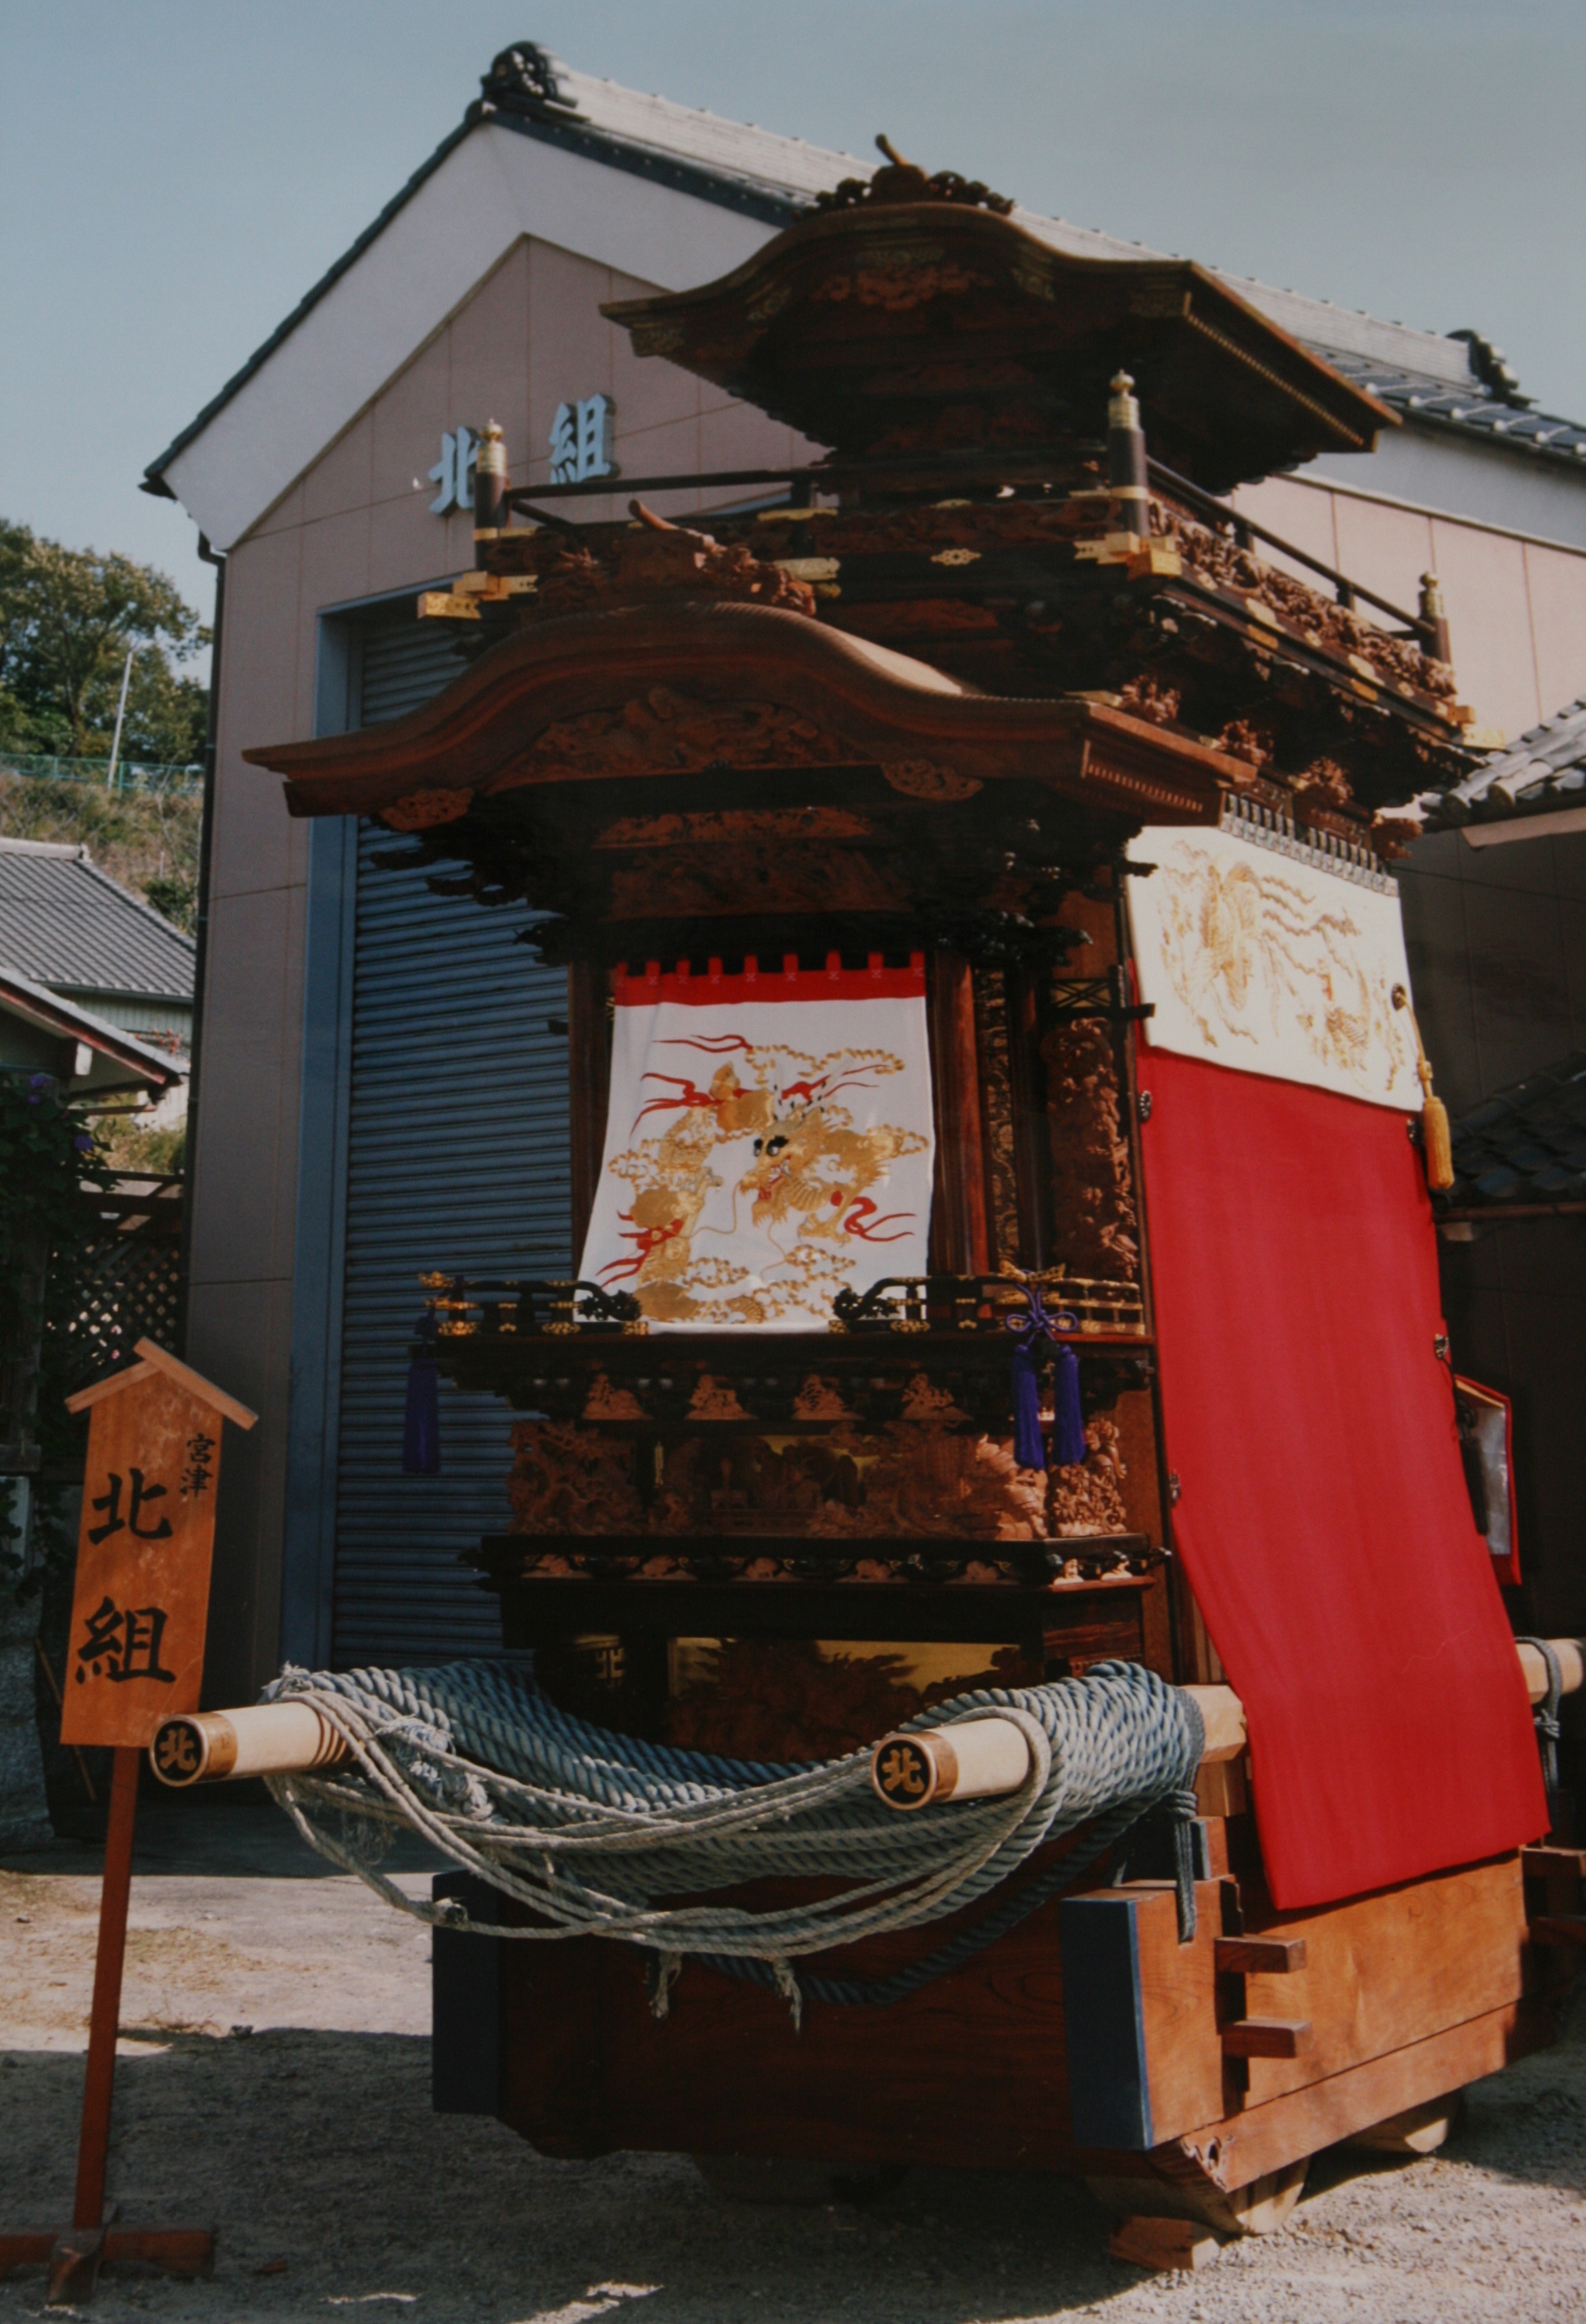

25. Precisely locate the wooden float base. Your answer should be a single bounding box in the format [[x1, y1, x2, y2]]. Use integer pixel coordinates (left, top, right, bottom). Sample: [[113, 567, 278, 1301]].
[[434, 1838, 1573, 2223]]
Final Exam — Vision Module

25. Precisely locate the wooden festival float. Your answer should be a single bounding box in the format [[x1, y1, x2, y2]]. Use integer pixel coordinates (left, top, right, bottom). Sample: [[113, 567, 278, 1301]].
[[192, 151, 1586, 2265]]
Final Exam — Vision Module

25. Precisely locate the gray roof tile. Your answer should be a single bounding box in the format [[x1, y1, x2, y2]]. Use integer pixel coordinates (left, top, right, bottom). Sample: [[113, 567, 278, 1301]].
[[1418, 698, 1586, 831], [0, 840, 195, 1003], [1450, 1053, 1586, 1205]]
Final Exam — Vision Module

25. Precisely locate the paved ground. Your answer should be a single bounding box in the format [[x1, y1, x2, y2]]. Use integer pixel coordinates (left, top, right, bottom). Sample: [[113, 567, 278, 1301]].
[[2, 1793, 1584, 2323]]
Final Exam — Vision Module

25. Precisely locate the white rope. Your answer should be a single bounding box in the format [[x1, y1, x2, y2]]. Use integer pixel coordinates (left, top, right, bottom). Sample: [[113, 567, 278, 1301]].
[[263, 1659, 1202, 1986]]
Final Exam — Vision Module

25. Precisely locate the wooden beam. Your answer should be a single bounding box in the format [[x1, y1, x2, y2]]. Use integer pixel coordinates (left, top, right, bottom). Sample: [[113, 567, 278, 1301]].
[[1163, 1996, 1552, 2197], [1214, 1937, 1306, 1976], [1221, 2017, 1312, 2060]]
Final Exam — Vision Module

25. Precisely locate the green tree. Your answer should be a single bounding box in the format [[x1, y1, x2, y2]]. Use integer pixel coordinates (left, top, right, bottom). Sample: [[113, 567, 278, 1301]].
[[0, 520, 207, 761]]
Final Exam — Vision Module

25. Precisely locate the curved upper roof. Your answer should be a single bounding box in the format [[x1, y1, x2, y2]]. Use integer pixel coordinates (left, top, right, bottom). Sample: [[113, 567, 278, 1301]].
[[602, 196, 1394, 493]]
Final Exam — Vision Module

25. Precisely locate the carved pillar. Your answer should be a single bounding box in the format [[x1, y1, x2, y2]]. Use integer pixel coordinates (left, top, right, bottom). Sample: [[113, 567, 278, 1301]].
[[567, 962, 609, 1264], [1003, 960, 1052, 1272], [929, 949, 989, 1277], [972, 968, 1021, 1272]]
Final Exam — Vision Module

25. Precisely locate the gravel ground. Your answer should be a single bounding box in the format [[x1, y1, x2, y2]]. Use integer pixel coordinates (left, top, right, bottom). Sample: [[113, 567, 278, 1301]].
[[2, 1796, 1584, 2323]]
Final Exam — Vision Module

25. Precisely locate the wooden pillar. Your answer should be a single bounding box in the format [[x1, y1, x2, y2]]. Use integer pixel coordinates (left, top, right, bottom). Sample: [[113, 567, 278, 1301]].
[[73, 1746, 139, 2230], [929, 950, 990, 1277], [567, 962, 609, 1265]]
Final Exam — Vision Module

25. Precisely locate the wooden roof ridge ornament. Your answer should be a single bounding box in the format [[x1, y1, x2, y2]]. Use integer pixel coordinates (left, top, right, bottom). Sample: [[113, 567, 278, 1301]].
[[1, 1341, 256, 2301], [601, 182, 1394, 493], [813, 132, 1017, 217]]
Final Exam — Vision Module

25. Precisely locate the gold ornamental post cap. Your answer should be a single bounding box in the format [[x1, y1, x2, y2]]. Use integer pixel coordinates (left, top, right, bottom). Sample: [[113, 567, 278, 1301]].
[[1109, 372, 1141, 432]]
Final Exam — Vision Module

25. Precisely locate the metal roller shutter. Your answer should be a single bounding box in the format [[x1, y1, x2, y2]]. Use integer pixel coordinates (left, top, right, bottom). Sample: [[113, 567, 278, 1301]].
[[331, 613, 570, 1664]]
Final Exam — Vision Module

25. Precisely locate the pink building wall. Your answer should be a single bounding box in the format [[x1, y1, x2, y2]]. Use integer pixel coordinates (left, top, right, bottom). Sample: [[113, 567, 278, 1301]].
[[1235, 473, 1586, 745], [188, 234, 810, 1702]]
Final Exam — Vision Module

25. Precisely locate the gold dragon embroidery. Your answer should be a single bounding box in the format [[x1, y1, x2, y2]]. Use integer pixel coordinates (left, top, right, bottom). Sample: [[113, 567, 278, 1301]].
[[599, 1033, 929, 1325], [1152, 846, 1413, 1096]]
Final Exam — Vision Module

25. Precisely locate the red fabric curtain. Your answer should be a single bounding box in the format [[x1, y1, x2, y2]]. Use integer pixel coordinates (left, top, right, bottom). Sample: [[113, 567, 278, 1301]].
[[1136, 1048, 1544, 1908]]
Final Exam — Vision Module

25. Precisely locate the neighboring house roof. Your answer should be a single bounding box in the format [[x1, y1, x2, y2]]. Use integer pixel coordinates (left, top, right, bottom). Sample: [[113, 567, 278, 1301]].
[[1448, 1054, 1586, 1207], [1412, 698, 1586, 842], [0, 963, 182, 1094], [1303, 345, 1586, 476], [142, 39, 1586, 550], [0, 839, 195, 1006]]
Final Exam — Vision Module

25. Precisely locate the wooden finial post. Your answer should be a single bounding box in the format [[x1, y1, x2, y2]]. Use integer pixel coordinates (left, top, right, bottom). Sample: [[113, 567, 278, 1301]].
[[1108, 373, 1150, 540], [1418, 572, 1452, 664], [473, 419, 508, 561]]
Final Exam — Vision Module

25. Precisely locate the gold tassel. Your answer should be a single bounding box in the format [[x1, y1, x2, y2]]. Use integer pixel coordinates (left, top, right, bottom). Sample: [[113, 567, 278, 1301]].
[[1392, 985, 1455, 1192]]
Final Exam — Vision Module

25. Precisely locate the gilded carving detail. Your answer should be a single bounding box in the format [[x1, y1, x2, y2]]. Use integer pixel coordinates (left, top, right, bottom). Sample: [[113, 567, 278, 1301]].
[[792, 1375, 854, 1420], [1048, 1417, 1130, 1537], [606, 841, 906, 920], [507, 1416, 1054, 1542], [687, 1373, 750, 1421], [880, 760, 983, 802], [581, 1371, 648, 1421], [508, 1421, 644, 1534], [497, 685, 852, 788], [381, 788, 474, 832], [1041, 1019, 1139, 1281]]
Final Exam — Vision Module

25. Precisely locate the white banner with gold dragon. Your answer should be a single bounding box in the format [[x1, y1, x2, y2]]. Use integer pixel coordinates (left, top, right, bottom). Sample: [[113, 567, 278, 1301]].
[[578, 955, 936, 1329], [1126, 821, 1420, 1110]]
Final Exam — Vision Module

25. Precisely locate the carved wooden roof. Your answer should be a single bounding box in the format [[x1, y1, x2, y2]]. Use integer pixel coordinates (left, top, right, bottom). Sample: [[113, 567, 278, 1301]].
[[247, 600, 1238, 826], [243, 601, 1254, 964], [601, 202, 1394, 493]]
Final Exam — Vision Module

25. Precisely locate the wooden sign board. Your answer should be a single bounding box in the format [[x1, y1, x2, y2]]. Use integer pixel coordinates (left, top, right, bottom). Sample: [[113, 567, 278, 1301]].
[[59, 1341, 255, 1752]]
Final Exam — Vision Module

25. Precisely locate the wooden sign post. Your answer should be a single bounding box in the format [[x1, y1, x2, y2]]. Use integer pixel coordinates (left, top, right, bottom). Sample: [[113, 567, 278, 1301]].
[[0, 1340, 254, 2306]]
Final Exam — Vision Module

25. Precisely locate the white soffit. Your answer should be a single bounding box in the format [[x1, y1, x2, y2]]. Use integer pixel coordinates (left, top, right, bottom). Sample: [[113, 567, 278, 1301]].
[[162, 123, 779, 550]]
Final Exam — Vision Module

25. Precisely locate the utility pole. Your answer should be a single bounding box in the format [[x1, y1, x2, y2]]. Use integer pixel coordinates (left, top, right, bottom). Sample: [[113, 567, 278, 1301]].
[[104, 645, 134, 788]]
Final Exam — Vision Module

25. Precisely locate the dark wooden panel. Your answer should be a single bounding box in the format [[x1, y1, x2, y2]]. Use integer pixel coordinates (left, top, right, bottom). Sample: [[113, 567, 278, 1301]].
[[490, 1567, 1149, 1659], [499, 1864, 1089, 2171], [431, 1872, 504, 2117]]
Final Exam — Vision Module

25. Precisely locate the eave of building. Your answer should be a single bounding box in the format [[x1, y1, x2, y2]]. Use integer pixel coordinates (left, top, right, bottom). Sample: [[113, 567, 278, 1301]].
[[240, 597, 1254, 837], [0, 964, 182, 1092]]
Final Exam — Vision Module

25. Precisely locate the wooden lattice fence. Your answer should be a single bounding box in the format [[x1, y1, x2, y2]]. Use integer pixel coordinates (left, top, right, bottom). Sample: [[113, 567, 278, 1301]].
[[50, 1179, 185, 1376]]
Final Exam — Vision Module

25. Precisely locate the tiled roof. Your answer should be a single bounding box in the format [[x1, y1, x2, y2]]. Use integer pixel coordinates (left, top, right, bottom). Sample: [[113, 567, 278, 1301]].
[[1303, 345, 1586, 476], [1450, 1054, 1586, 1206], [1416, 698, 1586, 832], [0, 839, 195, 1003]]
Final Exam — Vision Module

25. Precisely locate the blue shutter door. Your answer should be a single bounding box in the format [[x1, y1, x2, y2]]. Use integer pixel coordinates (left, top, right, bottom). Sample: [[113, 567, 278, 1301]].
[[330, 616, 570, 1664]]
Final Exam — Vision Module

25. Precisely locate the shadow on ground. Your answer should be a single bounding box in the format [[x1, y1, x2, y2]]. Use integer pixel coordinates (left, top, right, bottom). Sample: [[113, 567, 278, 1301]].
[[2, 2003, 1585, 2324]]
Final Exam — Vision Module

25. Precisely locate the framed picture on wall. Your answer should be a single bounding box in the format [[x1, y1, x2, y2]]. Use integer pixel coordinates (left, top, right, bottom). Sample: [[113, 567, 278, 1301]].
[[1455, 1375, 1520, 1588]]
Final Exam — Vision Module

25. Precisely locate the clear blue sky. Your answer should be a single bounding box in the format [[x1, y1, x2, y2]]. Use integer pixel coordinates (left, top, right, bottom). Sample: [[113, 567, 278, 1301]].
[[3, 0, 1582, 651]]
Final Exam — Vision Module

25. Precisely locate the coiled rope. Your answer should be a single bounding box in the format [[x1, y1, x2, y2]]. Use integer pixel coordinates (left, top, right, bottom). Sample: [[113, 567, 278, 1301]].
[[263, 1658, 1203, 2018]]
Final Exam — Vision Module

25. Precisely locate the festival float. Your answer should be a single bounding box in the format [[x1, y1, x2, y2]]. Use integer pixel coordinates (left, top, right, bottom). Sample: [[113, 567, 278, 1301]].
[[158, 148, 1585, 2268]]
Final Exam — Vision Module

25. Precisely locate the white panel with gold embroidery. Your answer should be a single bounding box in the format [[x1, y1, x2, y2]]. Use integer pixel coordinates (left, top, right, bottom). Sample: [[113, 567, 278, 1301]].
[[1126, 822, 1420, 1110], [578, 957, 936, 1331]]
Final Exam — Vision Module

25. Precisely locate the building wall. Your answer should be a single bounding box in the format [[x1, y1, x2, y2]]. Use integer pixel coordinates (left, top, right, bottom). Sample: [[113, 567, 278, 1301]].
[[1235, 471, 1586, 746], [188, 231, 811, 1705]]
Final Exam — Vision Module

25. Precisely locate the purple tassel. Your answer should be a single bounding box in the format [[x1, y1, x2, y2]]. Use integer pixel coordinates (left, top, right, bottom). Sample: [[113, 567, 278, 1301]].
[[1010, 1335, 1046, 1470], [1050, 1342, 1087, 1469], [403, 1310, 442, 1476], [1005, 1285, 1082, 1474]]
